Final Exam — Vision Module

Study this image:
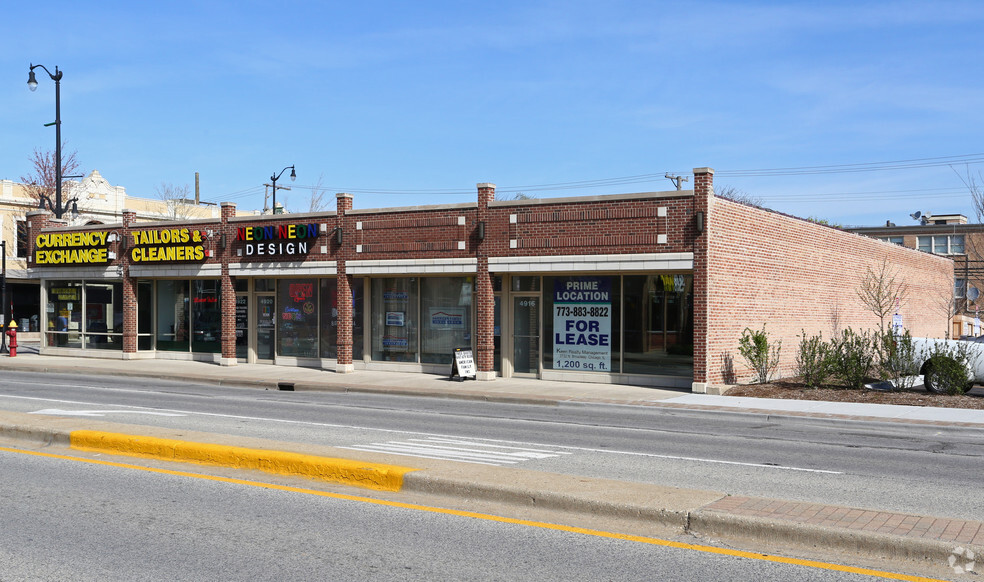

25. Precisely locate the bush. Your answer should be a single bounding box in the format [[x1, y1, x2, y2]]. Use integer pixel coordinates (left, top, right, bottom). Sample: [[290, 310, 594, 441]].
[[832, 328, 875, 390], [796, 331, 834, 388], [924, 342, 975, 395], [879, 330, 921, 392], [738, 325, 781, 384]]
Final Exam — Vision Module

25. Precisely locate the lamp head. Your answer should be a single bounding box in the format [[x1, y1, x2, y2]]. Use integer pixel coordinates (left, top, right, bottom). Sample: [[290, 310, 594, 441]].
[[27, 69, 38, 92], [290, 166, 296, 182]]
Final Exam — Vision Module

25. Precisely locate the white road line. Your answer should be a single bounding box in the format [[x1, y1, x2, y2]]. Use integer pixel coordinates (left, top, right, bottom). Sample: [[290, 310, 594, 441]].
[[340, 437, 567, 466]]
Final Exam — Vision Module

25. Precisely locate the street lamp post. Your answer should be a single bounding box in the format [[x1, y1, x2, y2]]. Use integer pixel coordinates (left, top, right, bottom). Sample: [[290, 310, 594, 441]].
[[28, 63, 77, 219], [270, 165, 296, 214]]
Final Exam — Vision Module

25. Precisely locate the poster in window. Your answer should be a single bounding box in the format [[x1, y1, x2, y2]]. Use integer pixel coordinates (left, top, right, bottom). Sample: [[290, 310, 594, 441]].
[[552, 276, 612, 372]]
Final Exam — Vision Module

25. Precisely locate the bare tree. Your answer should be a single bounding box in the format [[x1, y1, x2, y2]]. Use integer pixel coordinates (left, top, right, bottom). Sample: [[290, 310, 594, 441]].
[[951, 164, 984, 330], [155, 182, 193, 220], [502, 192, 537, 201], [307, 174, 332, 213], [856, 259, 910, 332], [716, 185, 763, 207], [930, 261, 959, 338], [19, 145, 82, 207], [954, 164, 984, 222]]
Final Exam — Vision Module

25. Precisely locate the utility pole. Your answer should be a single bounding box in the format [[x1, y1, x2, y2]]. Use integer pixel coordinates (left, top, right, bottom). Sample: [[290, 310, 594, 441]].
[[264, 183, 291, 214]]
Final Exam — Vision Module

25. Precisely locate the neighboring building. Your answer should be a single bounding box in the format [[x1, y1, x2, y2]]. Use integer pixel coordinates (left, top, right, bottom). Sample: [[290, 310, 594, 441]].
[[23, 168, 953, 393], [849, 213, 983, 338], [0, 171, 221, 336]]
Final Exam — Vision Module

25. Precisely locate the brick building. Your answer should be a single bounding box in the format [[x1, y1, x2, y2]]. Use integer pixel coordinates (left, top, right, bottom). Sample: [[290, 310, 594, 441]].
[[25, 168, 953, 393], [849, 214, 984, 338], [1, 170, 223, 337]]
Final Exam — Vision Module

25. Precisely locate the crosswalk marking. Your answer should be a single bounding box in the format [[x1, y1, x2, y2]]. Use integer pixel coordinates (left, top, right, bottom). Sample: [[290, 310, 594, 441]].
[[340, 437, 572, 466]]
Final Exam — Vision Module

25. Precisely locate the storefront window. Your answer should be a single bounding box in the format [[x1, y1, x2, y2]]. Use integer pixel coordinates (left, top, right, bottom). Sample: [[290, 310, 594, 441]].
[[278, 279, 318, 358], [621, 274, 693, 376], [543, 276, 617, 374], [191, 280, 222, 353], [84, 282, 123, 350], [157, 280, 190, 352], [371, 277, 417, 362], [352, 278, 364, 361], [46, 281, 82, 348], [420, 277, 473, 364], [319, 279, 338, 358]]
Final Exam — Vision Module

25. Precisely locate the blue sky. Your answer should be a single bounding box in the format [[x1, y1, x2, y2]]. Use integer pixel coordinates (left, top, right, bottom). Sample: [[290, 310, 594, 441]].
[[3, 1, 983, 227]]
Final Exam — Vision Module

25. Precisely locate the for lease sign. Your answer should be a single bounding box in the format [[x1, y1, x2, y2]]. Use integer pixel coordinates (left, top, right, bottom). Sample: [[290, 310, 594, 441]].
[[552, 276, 612, 372]]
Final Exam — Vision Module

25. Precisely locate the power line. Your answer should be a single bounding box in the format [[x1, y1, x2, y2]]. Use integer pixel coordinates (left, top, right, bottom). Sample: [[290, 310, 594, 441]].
[[208, 153, 984, 202]]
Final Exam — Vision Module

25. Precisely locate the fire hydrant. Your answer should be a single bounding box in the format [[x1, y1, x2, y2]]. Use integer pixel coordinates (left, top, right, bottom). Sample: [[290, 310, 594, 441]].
[[6, 321, 17, 357]]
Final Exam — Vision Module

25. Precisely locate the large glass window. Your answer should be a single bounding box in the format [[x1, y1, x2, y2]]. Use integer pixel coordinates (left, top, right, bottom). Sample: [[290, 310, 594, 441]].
[[956, 278, 967, 298], [320, 279, 338, 358], [621, 274, 693, 376], [157, 280, 190, 352], [951, 235, 965, 254], [321, 278, 366, 360], [541, 274, 692, 377], [277, 279, 319, 358], [421, 277, 473, 364], [46, 281, 82, 348], [543, 276, 616, 373], [918, 235, 966, 255], [352, 278, 364, 361], [371, 277, 418, 362], [191, 280, 222, 353], [84, 282, 123, 350]]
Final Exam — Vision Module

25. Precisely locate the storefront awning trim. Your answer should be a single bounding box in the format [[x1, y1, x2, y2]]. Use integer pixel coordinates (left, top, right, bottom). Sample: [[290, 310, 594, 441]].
[[489, 252, 693, 272]]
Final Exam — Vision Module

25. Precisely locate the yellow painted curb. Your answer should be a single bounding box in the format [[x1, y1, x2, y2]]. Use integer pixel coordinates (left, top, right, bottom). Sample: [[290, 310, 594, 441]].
[[69, 430, 415, 491]]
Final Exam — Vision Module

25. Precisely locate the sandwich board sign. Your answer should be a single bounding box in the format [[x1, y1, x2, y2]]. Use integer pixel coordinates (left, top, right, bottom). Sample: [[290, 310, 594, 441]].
[[450, 347, 476, 381]]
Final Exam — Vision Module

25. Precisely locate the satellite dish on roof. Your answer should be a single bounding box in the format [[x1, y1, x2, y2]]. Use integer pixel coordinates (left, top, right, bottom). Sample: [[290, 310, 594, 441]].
[[969, 287, 980, 302], [910, 211, 922, 220]]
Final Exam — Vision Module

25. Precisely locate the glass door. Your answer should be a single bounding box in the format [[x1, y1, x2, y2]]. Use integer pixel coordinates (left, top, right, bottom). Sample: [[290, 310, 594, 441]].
[[256, 294, 275, 362], [512, 296, 540, 375]]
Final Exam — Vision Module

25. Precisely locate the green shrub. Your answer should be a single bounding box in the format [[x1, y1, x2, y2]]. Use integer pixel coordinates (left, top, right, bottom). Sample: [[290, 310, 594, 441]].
[[832, 328, 875, 390], [796, 331, 834, 388], [924, 342, 975, 395], [738, 325, 781, 384], [879, 330, 921, 392]]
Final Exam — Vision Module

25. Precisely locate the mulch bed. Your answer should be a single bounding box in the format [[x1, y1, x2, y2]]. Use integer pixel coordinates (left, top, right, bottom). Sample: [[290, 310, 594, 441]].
[[724, 379, 984, 410]]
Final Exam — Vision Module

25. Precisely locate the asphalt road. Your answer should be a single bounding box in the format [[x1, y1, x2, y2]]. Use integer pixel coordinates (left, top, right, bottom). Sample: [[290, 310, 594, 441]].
[[0, 446, 906, 582], [1, 370, 982, 526]]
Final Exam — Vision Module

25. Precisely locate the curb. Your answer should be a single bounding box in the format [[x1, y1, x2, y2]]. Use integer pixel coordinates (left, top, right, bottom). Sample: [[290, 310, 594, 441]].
[[689, 509, 973, 567], [69, 430, 415, 492]]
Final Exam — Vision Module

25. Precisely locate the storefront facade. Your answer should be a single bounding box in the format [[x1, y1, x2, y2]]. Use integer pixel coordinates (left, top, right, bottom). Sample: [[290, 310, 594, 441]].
[[26, 168, 954, 392]]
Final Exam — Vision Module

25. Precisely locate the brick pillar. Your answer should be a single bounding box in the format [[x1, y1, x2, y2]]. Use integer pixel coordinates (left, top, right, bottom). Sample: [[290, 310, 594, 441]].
[[121, 209, 138, 356], [26, 210, 51, 262], [335, 193, 355, 373], [219, 202, 238, 365], [691, 167, 713, 393], [475, 183, 496, 380]]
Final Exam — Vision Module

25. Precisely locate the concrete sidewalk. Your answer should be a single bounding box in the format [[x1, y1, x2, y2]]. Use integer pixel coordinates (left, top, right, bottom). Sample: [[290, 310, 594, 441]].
[[0, 348, 982, 573]]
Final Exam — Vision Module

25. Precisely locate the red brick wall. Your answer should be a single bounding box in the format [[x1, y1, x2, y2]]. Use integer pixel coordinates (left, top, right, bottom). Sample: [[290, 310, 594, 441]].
[[349, 207, 476, 259], [704, 197, 953, 386], [485, 195, 696, 257]]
